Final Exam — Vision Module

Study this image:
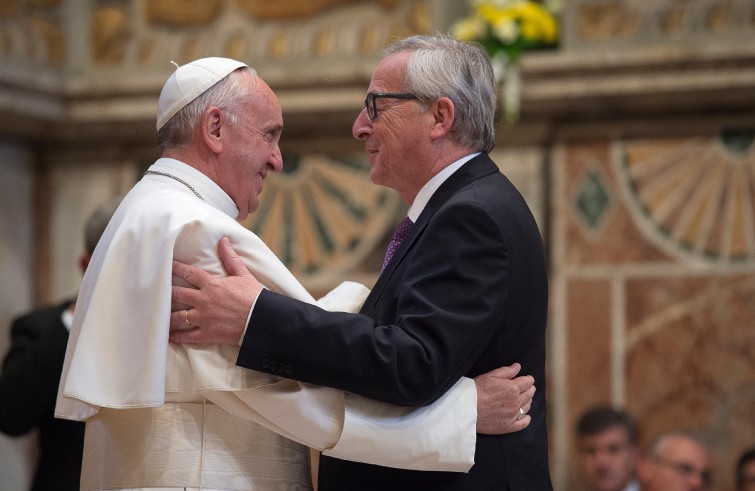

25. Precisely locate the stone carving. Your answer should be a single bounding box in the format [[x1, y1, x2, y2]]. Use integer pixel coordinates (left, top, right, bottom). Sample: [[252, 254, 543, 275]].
[[234, 0, 398, 20], [92, 7, 130, 63], [30, 0, 61, 6], [577, 2, 638, 40], [29, 17, 65, 63], [0, 0, 65, 63], [145, 0, 223, 26], [0, 0, 18, 18], [69, 0, 430, 72], [574, 0, 755, 45]]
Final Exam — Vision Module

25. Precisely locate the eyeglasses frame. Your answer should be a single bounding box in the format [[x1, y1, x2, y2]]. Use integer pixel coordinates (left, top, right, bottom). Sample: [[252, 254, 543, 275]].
[[364, 92, 418, 120]]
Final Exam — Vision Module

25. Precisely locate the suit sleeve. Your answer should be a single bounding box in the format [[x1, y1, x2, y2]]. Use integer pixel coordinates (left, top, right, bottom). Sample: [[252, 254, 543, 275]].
[[0, 311, 65, 435], [175, 218, 479, 472], [238, 201, 509, 406]]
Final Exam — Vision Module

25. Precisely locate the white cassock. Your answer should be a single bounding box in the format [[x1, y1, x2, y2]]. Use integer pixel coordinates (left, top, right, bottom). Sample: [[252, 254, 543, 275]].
[[55, 158, 477, 491]]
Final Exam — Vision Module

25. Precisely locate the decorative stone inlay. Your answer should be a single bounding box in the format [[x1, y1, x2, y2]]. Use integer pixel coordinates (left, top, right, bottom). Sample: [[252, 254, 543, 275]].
[[234, 0, 398, 21], [0, 0, 18, 17], [240, 154, 403, 290], [145, 0, 223, 27], [571, 0, 755, 47], [616, 133, 755, 266], [92, 7, 130, 63], [575, 168, 611, 230], [29, 17, 65, 63], [577, 2, 638, 41], [0, 0, 64, 64]]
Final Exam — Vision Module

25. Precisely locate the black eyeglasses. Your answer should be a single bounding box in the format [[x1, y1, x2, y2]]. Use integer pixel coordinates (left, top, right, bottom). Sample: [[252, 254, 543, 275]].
[[364, 92, 418, 120]]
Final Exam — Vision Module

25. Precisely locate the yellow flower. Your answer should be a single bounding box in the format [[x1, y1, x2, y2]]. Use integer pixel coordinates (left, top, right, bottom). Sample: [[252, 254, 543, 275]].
[[452, 16, 487, 41], [493, 17, 519, 43], [453, 0, 559, 48]]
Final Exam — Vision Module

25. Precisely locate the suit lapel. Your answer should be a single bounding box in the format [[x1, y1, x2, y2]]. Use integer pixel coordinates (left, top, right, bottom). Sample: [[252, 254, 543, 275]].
[[363, 154, 500, 309]]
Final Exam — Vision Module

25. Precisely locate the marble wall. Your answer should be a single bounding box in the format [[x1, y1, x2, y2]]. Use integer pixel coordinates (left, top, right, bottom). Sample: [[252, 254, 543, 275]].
[[551, 134, 755, 490], [1, 0, 754, 489]]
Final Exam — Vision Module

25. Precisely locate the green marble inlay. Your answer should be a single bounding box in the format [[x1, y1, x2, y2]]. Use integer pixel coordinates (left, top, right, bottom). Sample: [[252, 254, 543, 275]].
[[576, 170, 610, 229], [720, 128, 754, 155], [281, 154, 301, 174], [251, 187, 275, 235], [303, 187, 335, 254], [313, 173, 366, 221]]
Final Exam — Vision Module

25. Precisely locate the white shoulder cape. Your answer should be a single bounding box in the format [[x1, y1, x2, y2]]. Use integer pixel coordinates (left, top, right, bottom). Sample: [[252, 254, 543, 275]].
[[55, 158, 476, 472]]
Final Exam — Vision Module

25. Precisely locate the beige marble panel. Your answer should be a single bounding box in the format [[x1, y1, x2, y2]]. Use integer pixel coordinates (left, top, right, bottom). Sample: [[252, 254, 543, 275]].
[[566, 278, 613, 416], [555, 135, 755, 491], [626, 274, 755, 491]]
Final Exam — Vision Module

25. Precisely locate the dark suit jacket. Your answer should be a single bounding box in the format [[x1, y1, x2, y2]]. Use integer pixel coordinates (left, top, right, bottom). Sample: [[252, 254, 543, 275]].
[[0, 301, 84, 491], [238, 154, 552, 490]]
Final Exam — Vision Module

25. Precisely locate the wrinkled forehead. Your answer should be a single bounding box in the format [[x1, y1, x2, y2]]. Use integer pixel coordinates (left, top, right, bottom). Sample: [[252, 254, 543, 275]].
[[369, 51, 412, 91], [240, 75, 282, 123]]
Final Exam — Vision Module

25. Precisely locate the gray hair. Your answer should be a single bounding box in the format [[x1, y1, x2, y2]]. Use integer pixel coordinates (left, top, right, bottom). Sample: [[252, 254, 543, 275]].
[[384, 34, 497, 153], [84, 198, 121, 255], [157, 66, 258, 152], [648, 432, 705, 457]]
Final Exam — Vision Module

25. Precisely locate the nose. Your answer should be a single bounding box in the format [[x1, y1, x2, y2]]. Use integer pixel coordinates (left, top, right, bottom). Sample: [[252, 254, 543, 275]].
[[270, 145, 283, 173], [352, 108, 372, 141]]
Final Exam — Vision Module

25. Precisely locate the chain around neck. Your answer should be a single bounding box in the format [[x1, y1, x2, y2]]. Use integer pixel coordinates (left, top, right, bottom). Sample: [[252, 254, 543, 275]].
[[144, 170, 204, 201]]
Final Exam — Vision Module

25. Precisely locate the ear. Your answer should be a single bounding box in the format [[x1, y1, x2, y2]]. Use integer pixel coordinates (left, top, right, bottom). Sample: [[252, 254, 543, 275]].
[[201, 107, 224, 154], [429, 97, 454, 140]]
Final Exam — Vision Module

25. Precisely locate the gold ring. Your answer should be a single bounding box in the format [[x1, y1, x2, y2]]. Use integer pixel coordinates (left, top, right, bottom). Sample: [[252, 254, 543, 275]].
[[184, 310, 191, 326], [518, 407, 525, 420]]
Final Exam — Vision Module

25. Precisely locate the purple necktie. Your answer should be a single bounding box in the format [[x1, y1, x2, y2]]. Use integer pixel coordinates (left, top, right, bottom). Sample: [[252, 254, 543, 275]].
[[381, 217, 413, 272]]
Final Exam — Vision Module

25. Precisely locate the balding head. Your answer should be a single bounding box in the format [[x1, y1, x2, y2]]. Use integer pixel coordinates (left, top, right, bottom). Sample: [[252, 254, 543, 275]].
[[639, 433, 710, 491]]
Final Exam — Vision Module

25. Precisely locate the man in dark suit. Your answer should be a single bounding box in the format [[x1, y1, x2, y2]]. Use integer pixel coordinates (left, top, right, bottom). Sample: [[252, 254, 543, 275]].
[[0, 200, 117, 491], [170, 34, 551, 489]]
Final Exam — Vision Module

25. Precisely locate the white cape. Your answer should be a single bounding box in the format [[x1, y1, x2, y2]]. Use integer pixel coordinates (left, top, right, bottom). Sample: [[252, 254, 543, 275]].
[[55, 158, 476, 479]]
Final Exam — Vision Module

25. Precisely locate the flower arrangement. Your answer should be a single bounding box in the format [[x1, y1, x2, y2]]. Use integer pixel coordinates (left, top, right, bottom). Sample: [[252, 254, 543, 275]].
[[452, 0, 561, 122]]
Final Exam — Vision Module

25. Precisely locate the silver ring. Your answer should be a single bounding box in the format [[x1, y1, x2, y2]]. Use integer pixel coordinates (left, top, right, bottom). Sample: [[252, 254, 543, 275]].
[[518, 407, 525, 420], [184, 310, 191, 326]]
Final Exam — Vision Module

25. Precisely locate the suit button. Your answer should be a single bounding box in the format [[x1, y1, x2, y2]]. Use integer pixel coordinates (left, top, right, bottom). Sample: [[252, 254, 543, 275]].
[[261, 359, 270, 369], [284, 363, 294, 375]]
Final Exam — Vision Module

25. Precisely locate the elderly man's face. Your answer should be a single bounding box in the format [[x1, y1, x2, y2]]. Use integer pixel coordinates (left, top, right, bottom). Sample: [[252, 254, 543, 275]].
[[639, 436, 710, 491], [577, 425, 638, 491], [352, 51, 434, 203], [218, 76, 283, 220]]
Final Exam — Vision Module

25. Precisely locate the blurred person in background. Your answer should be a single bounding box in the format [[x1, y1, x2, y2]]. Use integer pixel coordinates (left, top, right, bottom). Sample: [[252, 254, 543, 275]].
[[0, 200, 118, 491], [638, 432, 710, 491], [575, 405, 640, 491], [737, 447, 755, 491]]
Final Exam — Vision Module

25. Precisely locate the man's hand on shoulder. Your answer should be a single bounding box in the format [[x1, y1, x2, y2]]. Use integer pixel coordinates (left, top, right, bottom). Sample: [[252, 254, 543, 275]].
[[475, 363, 535, 435], [169, 237, 262, 345]]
